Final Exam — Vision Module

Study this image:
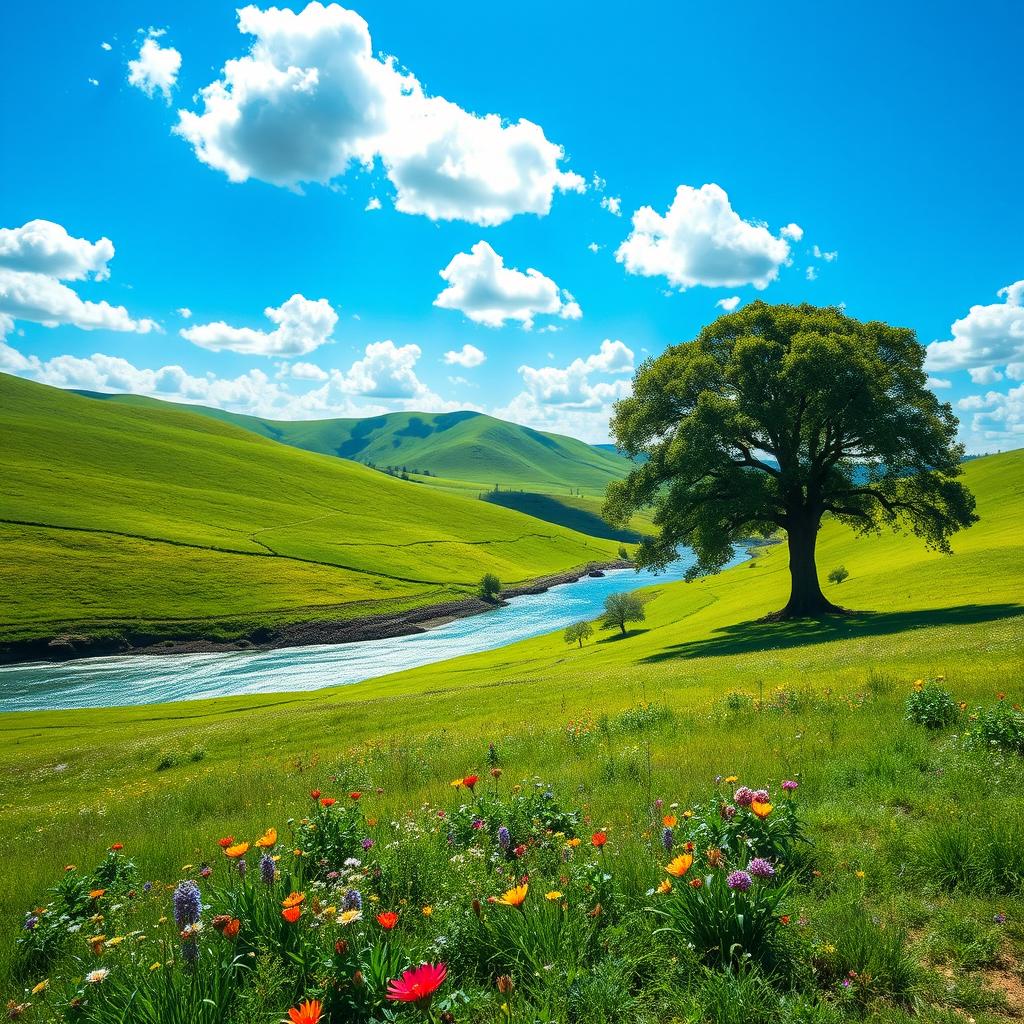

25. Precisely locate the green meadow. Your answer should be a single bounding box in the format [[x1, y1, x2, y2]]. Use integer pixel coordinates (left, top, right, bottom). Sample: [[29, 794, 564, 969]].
[[1, 449, 1021, 1020]]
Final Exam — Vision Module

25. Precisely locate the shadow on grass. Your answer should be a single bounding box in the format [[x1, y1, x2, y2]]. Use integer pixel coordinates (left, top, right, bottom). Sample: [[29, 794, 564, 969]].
[[641, 603, 1024, 663], [597, 628, 651, 644]]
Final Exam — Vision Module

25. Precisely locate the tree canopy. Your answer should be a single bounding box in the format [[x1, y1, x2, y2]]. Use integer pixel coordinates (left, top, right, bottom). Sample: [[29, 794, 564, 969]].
[[603, 302, 978, 618], [601, 592, 646, 636]]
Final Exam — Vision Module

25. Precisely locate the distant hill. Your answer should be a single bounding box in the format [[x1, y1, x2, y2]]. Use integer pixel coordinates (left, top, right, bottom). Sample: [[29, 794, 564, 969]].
[[76, 393, 634, 494], [2, 374, 619, 656]]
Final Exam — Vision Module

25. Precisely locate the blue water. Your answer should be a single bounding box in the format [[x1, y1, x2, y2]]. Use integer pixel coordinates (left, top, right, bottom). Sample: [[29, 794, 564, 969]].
[[0, 555, 714, 713]]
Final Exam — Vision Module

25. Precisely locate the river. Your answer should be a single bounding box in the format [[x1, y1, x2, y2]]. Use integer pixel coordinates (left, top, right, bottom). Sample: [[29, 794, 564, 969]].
[[0, 556, 713, 713]]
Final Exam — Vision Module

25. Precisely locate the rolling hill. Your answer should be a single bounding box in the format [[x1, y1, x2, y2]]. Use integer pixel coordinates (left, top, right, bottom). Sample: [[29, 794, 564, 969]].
[[0, 374, 620, 656], [76, 393, 634, 495]]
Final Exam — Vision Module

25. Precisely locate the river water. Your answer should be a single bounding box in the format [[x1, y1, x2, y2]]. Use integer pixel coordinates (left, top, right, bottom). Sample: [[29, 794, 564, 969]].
[[0, 556, 709, 713]]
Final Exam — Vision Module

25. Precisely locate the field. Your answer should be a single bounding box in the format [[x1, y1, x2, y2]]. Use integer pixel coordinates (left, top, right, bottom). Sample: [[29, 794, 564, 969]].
[[0, 374, 619, 653], [1, 450, 1021, 1020]]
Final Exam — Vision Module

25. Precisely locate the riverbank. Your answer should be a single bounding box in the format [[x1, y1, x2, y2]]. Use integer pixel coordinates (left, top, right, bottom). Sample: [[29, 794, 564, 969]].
[[0, 560, 632, 666]]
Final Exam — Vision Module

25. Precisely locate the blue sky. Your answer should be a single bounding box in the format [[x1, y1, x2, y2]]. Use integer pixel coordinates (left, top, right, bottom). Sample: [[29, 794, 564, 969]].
[[1, 0, 1021, 447]]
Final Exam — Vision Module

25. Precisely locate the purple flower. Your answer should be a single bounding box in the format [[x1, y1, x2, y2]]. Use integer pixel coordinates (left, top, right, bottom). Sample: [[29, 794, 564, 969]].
[[199, 864, 212, 879], [361, 837, 374, 850], [753, 789, 770, 803], [733, 786, 754, 807], [748, 857, 775, 879], [182, 934, 199, 967], [994, 912, 1007, 924], [654, 798, 664, 811], [172, 880, 202, 928], [662, 827, 674, 853], [782, 780, 798, 792], [497, 826, 511, 850], [143, 881, 153, 893], [720, 804, 737, 820], [343, 888, 362, 912], [260, 853, 275, 885], [237, 858, 247, 878], [23, 915, 38, 931], [727, 870, 752, 892]]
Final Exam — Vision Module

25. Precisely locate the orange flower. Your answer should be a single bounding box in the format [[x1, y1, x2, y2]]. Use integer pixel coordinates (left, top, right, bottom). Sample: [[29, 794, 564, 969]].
[[223, 918, 241, 939], [376, 911, 398, 930], [217, 836, 235, 848], [109, 843, 124, 852], [282, 892, 306, 909], [287, 998, 322, 1024], [309, 789, 321, 800], [689, 877, 703, 888], [320, 797, 336, 807], [495, 884, 528, 908], [282, 906, 302, 923], [462, 775, 479, 791], [662, 814, 678, 828], [255, 828, 277, 848], [751, 800, 773, 819], [706, 847, 724, 868], [657, 879, 672, 894], [665, 853, 694, 878], [89, 889, 106, 899], [224, 842, 249, 858], [591, 831, 607, 848], [349, 791, 362, 801]]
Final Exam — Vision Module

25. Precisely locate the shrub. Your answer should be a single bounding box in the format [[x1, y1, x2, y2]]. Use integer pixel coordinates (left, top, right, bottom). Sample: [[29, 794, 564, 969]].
[[564, 621, 594, 648], [827, 565, 849, 585], [913, 813, 1024, 894], [478, 572, 501, 601], [905, 681, 960, 729], [962, 701, 1024, 754], [617, 545, 631, 560]]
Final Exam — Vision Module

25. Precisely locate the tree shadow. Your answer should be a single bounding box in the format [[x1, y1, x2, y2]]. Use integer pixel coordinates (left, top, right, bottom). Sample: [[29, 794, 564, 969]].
[[598, 628, 651, 644], [641, 603, 1024, 663]]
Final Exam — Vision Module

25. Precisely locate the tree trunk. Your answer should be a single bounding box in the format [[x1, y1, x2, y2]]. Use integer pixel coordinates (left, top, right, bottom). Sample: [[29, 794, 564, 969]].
[[776, 520, 845, 618], [577, 638, 583, 648], [619, 622, 627, 636]]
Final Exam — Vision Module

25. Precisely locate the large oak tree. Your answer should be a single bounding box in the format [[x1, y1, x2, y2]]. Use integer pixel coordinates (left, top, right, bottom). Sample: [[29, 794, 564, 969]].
[[603, 302, 978, 618]]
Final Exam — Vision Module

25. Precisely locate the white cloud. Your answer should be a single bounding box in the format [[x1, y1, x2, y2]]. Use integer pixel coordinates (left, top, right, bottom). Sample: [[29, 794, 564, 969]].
[[927, 376, 952, 389], [812, 244, 838, 262], [780, 223, 804, 241], [601, 195, 621, 216], [88, 78, 100, 87], [587, 242, 601, 253], [177, 307, 192, 319], [513, 340, 634, 411], [174, 3, 584, 226], [335, 339, 426, 398], [715, 295, 741, 312], [364, 197, 382, 211], [127, 30, 181, 103], [926, 281, 1024, 380], [443, 343, 486, 368], [0, 219, 114, 281], [616, 184, 792, 291], [101, 42, 112, 51], [181, 294, 337, 356], [806, 266, 817, 281], [434, 241, 581, 329], [288, 360, 329, 380], [955, 382, 1024, 452]]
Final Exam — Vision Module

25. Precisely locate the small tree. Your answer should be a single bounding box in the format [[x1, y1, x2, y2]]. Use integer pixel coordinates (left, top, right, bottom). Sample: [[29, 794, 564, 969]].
[[601, 592, 646, 636], [617, 544, 631, 560], [478, 573, 501, 602], [828, 565, 850, 585], [564, 621, 594, 648]]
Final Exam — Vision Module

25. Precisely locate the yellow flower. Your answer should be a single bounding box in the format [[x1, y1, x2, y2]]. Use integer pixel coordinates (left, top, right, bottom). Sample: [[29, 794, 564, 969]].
[[566, 837, 581, 848], [105, 937, 124, 948], [255, 827, 277, 848], [751, 800, 773, 819], [149, 962, 162, 971], [912, 679, 924, 692], [683, 809, 693, 819], [545, 891, 563, 901], [450, 779, 464, 788], [496, 884, 528, 908], [31, 980, 49, 996], [662, 814, 678, 828], [422, 905, 433, 916], [724, 775, 738, 784], [666, 854, 694, 878], [657, 879, 672, 894], [854, 869, 865, 879], [337, 909, 362, 925]]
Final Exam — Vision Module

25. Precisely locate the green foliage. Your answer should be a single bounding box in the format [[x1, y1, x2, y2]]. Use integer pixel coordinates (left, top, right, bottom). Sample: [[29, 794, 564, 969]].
[[478, 572, 502, 601], [827, 565, 849, 585], [564, 620, 594, 648], [962, 700, 1024, 754], [601, 591, 646, 635], [292, 798, 366, 880], [905, 682, 960, 729], [912, 813, 1024, 894]]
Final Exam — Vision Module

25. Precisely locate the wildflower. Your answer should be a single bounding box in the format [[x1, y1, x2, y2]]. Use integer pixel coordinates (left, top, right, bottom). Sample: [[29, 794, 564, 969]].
[[309, 789, 321, 800], [109, 843, 124, 851], [496, 884, 528, 908], [217, 836, 235, 848], [260, 853, 276, 885], [199, 864, 212, 879], [750, 800, 773, 819], [780, 915, 791, 925], [724, 775, 738, 784], [657, 879, 672, 894], [748, 857, 775, 879], [422, 905, 433, 916], [497, 827, 511, 851], [706, 847, 725, 868], [255, 828, 277, 848], [224, 842, 249, 858], [666, 854, 694, 877], [224, 919, 240, 939], [752, 789, 770, 803], [338, 909, 362, 926], [727, 870, 752, 892], [513, 844, 527, 858], [592, 831, 607, 848], [287, 999, 323, 1024], [361, 838, 374, 850], [31, 980, 49, 996], [89, 889, 106, 899], [172, 881, 202, 928], [545, 891, 563, 901], [343, 889, 362, 913], [491, 767, 503, 779], [720, 804, 737, 820], [85, 968, 110, 984], [689, 877, 703, 888], [994, 913, 1006, 924], [782, 780, 799, 792], [662, 827, 674, 853], [387, 963, 447, 1004], [734, 786, 754, 807], [854, 869, 865, 879], [282, 906, 302, 923], [496, 975, 514, 994], [237, 858, 247, 878], [282, 892, 305, 909], [662, 814, 678, 828], [376, 911, 398, 929]]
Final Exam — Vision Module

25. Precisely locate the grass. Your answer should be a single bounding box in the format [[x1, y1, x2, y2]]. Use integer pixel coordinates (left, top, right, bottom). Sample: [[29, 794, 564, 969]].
[[0, 374, 619, 649], [0, 447, 1021, 1020], [78, 393, 633, 495]]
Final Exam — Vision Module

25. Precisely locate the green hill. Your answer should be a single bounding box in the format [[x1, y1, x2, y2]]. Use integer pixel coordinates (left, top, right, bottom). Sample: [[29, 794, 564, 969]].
[[0, 374, 619, 654], [76, 393, 634, 495]]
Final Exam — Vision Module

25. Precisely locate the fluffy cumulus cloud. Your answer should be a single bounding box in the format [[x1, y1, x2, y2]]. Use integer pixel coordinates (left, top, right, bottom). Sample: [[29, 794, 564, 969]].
[[601, 195, 621, 216], [0, 219, 157, 337], [956, 383, 1024, 452], [780, 223, 804, 242], [127, 30, 181, 103], [926, 281, 1024, 380], [181, 294, 337, 356], [174, 3, 584, 225], [616, 184, 792, 291], [443, 343, 486, 368], [715, 295, 741, 312], [434, 241, 581, 328]]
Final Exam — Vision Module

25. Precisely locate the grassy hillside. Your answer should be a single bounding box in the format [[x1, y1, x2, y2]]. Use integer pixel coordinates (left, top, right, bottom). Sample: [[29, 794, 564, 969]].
[[78, 392, 634, 495], [0, 452, 1020, 1018], [0, 374, 618, 649]]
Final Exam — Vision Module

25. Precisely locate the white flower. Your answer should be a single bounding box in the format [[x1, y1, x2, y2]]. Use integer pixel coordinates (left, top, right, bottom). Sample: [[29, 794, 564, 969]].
[[86, 968, 110, 984]]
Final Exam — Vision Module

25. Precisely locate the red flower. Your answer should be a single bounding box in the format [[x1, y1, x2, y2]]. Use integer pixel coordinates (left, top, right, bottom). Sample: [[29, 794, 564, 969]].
[[320, 797, 336, 807], [376, 911, 399, 930], [282, 906, 302, 923], [592, 831, 607, 848], [223, 918, 241, 939], [109, 843, 124, 852], [462, 775, 479, 791], [386, 963, 447, 1004], [310, 789, 321, 800], [349, 791, 362, 801], [287, 999, 322, 1024], [513, 844, 527, 858], [217, 836, 235, 848]]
